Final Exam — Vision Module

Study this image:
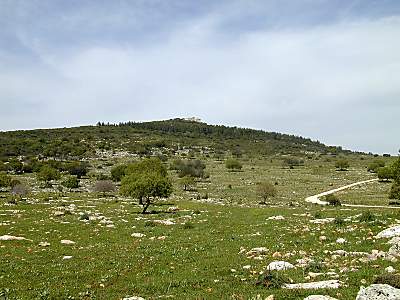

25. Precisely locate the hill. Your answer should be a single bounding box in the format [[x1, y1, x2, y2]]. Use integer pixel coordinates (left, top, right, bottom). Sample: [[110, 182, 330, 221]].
[[0, 118, 351, 161]]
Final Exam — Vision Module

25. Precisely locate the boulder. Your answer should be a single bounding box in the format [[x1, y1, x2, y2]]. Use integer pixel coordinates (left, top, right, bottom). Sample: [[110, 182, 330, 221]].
[[304, 296, 338, 300], [356, 284, 400, 300], [267, 261, 295, 271], [283, 280, 341, 290], [376, 226, 400, 239]]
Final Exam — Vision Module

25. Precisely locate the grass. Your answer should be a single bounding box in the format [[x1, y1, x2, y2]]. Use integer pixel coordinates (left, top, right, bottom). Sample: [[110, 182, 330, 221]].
[[0, 155, 398, 299]]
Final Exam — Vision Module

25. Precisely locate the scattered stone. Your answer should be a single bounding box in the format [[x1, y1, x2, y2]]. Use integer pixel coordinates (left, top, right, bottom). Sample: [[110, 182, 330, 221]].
[[356, 284, 400, 300], [272, 251, 282, 258], [336, 238, 346, 244], [283, 280, 341, 290], [304, 296, 338, 300], [266, 261, 294, 271], [319, 236, 327, 242], [123, 297, 145, 300], [0, 235, 31, 241], [243, 265, 251, 270], [60, 240, 75, 245], [385, 266, 396, 273], [167, 206, 179, 212], [63, 256, 72, 260], [310, 218, 335, 224], [153, 219, 175, 226], [54, 211, 65, 216], [131, 233, 146, 238], [267, 215, 285, 220], [39, 241, 50, 247], [376, 226, 400, 239], [246, 247, 268, 257]]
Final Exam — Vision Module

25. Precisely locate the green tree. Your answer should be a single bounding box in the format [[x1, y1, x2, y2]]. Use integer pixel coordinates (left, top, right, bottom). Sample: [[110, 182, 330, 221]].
[[0, 172, 12, 188], [180, 176, 195, 191], [377, 167, 393, 182], [335, 159, 350, 171], [225, 158, 242, 171], [66, 161, 89, 179], [256, 182, 277, 204], [37, 165, 61, 185], [389, 183, 400, 200], [111, 164, 127, 182], [120, 158, 172, 213], [61, 176, 79, 190], [367, 160, 385, 173]]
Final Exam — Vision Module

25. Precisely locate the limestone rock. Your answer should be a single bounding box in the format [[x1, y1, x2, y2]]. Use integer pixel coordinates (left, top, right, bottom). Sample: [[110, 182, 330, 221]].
[[0, 235, 31, 241], [376, 226, 400, 238], [356, 284, 400, 300], [266, 261, 295, 271], [283, 280, 341, 290], [60, 239, 75, 245], [304, 296, 338, 300]]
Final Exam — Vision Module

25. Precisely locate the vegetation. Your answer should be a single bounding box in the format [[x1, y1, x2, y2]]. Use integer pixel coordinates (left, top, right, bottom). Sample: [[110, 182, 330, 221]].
[[171, 159, 206, 178], [335, 158, 350, 171], [61, 176, 79, 190], [36, 165, 61, 185], [377, 166, 393, 182], [225, 158, 243, 171], [94, 180, 116, 196], [323, 194, 341, 206], [367, 159, 385, 173], [256, 182, 277, 204]]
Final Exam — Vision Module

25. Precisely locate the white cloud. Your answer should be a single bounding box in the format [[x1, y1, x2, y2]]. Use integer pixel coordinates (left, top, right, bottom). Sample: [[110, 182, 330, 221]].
[[0, 11, 399, 154]]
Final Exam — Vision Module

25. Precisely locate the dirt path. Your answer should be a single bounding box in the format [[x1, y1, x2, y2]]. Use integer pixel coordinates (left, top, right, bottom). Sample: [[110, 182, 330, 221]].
[[304, 178, 400, 208]]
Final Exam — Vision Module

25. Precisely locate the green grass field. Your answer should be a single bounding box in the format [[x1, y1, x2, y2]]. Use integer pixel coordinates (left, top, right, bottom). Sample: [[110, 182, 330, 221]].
[[1, 156, 399, 299]]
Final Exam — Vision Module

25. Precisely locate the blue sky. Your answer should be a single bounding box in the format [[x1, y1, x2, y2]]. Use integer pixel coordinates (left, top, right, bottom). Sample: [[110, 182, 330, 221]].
[[1, 0, 399, 154]]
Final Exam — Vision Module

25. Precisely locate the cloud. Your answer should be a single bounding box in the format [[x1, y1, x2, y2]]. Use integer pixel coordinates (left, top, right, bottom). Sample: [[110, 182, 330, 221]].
[[0, 2, 399, 154]]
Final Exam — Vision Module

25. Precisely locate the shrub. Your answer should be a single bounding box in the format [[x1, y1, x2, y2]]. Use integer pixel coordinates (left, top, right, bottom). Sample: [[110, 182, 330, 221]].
[[324, 194, 341, 206], [389, 183, 400, 200], [256, 271, 289, 288], [66, 161, 89, 178], [0, 172, 11, 188], [94, 180, 116, 195], [11, 184, 29, 198], [334, 216, 345, 226], [225, 158, 242, 171], [378, 167, 393, 182], [183, 222, 194, 229], [61, 176, 79, 190], [171, 159, 206, 178], [368, 160, 385, 173], [374, 274, 400, 288], [256, 182, 277, 204], [282, 157, 304, 169], [335, 159, 349, 171], [111, 164, 127, 182], [180, 176, 195, 191], [37, 166, 61, 183], [359, 211, 376, 222]]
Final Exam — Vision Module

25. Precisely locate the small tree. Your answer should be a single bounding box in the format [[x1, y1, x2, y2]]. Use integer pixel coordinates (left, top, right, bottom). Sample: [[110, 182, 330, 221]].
[[282, 157, 304, 169], [171, 159, 206, 178], [66, 161, 89, 179], [256, 182, 277, 204], [37, 165, 61, 186], [94, 180, 116, 196], [61, 176, 79, 190], [111, 164, 127, 182], [121, 173, 172, 213], [377, 167, 393, 182], [335, 159, 350, 171], [180, 176, 195, 191], [389, 183, 400, 200], [0, 172, 12, 188], [11, 184, 29, 200], [367, 160, 385, 173], [225, 158, 242, 171]]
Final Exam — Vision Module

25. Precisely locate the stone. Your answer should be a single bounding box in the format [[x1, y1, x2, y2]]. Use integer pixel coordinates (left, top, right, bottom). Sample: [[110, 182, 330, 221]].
[[272, 251, 282, 258], [246, 247, 268, 256], [310, 218, 334, 224], [267, 215, 285, 220], [39, 241, 50, 247], [60, 239, 75, 245], [356, 284, 400, 300], [376, 226, 400, 238], [283, 280, 341, 290], [385, 266, 396, 273], [153, 219, 175, 225], [266, 261, 295, 271], [304, 296, 338, 300], [336, 238, 346, 244], [131, 233, 146, 238], [0, 235, 31, 241], [319, 236, 327, 241], [123, 297, 146, 300], [388, 241, 400, 257], [63, 256, 72, 260]]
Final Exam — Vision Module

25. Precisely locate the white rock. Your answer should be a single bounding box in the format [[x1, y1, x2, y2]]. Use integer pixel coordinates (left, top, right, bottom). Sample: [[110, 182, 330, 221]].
[[0, 235, 30, 241], [153, 219, 175, 225], [246, 247, 268, 256], [310, 218, 335, 224], [356, 284, 400, 300], [242, 265, 251, 270], [63, 256, 72, 260], [39, 241, 50, 247], [376, 226, 400, 238], [267, 215, 285, 220], [131, 233, 146, 238], [319, 236, 327, 241], [388, 242, 400, 257], [336, 238, 346, 244], [60, 239, 75, 245], [123, 297, 145, 300], [385, 266, 396, 273], [267, 261, 295, 271], [283, 280, 341, 290], [304, 296, 338, 300]]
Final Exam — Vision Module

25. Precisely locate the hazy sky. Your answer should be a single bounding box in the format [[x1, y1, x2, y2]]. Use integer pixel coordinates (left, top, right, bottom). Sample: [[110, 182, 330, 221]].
[[1, 0, 399, 154]]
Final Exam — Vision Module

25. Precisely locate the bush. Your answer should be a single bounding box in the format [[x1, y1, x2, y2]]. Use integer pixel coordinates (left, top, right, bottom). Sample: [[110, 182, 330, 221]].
[[324, 194, 341, 206], [389, 183, 400, 200], [256, 271, 289, 288], [359, 211, 376, 222], [256, 182, 277, 204], [37, 166, 61, 183], [94, 180, 116, 195], [111, 164, 127, 182], [171, 159, 206, 178], [374, 274, 400, 288], [334, 216, 345, 226], [368, 160, 385, 173], [225, 158, 242, 171], [0, 172, 11, 188], [66, 161, 89, 178], [378, 167, 393, 182], [11, 184, 29, 198], [282, 157, 304, 169], [61, 176, 79, 190], [335, 159, 349, 171]]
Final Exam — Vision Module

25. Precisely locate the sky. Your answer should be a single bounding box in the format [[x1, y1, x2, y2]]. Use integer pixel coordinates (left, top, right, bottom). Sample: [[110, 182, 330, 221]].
[[0, 0, 399, 154]]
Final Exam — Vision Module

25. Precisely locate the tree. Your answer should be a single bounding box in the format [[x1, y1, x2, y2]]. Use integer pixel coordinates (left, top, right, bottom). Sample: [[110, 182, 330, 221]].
[[66, 161, 89, 179], [180, 176, 195, 191], [120, 158, 172, 213], [256, 182, 277, 204], [94, 180, 116, 196], [389, 182, 400, 200], [282, 157, 304, 169], [225, 158, 242, 171], [37, 165, 61, 185], [335, 159, 350, 171], [377, 167, 393, 182], [391, 158, 400, 183], [111, 164, 127, 182], [367, 160, 385, 173], [0, 172, 11, 188], [171, 159, 206, 178], [61, 176, 79, 190]]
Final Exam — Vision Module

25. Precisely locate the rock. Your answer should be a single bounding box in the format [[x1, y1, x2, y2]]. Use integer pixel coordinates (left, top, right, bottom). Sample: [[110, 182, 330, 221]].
[[319, 236, 327, 242], [336, 238, 346, 244], [0, 235, 31, 241], [63, 256, 72, 260], [167, 206, 179, 212], [39, 241, 50, 247], [60, 239, 75, 245], [304, 296, 338, 300], [356, 284, 400, 300], [153, 219, 175, 225], [385, 266, 396, 273], [54, 211, 65, 216], [131, 233, 146, 238], [272, 251, 282, 258], [246, 247, 268, 256], [376, 226, 400, 238], [388, 241, 400, 257], [243, 265, 251, 269], [310, 218, 335, 224], [267, 215, 285, 220], [123, 297, 146, 300], [265, 296, 274, 300], [267, 261, 295, 271], [283, 280, 341, 290]]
